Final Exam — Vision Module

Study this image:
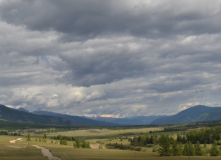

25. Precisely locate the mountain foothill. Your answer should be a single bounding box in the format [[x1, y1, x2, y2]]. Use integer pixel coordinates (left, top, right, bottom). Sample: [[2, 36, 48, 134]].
[[1, 104, 221, 127]]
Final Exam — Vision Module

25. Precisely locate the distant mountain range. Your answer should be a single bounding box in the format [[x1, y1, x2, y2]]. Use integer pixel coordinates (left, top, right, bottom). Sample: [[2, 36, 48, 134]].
[[0, 104, 84, 126], [33, 111, 117, 126], [17, 107, 30, 113], [1, 104, 221, 126], [151, 105, 221, 124], [85, 115, 166, 125], [0, 104, 118, 126]]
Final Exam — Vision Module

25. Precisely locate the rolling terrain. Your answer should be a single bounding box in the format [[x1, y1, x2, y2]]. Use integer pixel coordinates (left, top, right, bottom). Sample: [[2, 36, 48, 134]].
[[0, 104, 85, 126], [33, 110, 118, 126], [86, 115, 166, 125], [0, 104, 118, 126], [2, 104, 221, 127], [151, 105, 221, 124]]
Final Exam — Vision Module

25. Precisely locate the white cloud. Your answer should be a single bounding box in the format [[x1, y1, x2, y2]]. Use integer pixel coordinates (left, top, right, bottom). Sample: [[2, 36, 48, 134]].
[[0, 0, 221, 117]]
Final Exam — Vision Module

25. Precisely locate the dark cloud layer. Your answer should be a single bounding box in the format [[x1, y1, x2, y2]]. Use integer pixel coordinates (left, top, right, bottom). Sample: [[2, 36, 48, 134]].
[[0, 0, 221, 117], [1, 0, 221, 40]]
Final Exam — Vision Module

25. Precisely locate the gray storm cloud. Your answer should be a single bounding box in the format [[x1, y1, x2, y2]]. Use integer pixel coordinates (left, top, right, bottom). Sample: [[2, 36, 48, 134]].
[[0, 0, 221, 116], [1, 0, 221, 39]]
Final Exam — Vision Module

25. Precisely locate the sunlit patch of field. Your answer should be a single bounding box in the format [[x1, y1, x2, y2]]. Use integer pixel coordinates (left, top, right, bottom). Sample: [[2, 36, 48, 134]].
[[47, 147, 221, 160], [1, 127, 221, 160], [45, 127, 163, 139], [0, 136, 47, 160]]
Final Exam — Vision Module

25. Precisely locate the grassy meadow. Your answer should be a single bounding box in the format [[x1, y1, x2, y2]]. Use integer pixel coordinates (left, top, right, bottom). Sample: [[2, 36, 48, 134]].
[[1, 126, 221, 160]]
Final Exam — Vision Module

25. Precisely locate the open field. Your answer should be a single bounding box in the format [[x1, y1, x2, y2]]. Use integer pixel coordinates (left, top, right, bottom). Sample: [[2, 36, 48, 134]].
[[1, 126, 221, 160], [0, 136, 47, 160], [44, 127, 163, 139]]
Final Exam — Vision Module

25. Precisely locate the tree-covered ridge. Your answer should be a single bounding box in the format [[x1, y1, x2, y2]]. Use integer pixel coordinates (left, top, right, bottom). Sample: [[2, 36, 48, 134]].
[[178, 126, 221, 144], [127, 126, 221, 156], [0, 104, 85, 126], [152, 105, 221, 125]]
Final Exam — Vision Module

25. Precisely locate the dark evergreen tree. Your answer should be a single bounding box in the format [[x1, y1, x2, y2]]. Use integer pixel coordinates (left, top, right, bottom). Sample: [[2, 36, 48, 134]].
[[81, 138, 86, 148], [194, 141, 203, 156], [76, 139, 81, 148], [158, 135, 171, 156], [182, 143, 189, 156], [172, 140, 179, 156], [26, 133, 31, 141], [177, 143, 183, 156], [188, 141, 195, 156], [210, 140, 220, 156]]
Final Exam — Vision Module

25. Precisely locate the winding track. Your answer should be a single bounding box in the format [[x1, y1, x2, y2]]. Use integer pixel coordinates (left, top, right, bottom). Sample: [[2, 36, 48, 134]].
[[32, 145, 61, 160], [9, 138, 61, 160], [9, 138, 23, 143]]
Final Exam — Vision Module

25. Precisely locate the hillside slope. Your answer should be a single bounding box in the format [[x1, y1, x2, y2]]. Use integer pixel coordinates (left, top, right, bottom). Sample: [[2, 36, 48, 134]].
[[0, 104, 85, 126], [87, 115, 166, 125], [33, 111, 118, 126], [0, 119, 66, 130], [151, 105, 221, 124]]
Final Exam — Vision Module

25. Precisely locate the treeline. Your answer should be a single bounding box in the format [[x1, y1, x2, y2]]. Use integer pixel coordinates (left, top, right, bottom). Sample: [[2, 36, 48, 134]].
[[158, 135, 221, 156], [130, 126, 221, 147], [106, 143, 143, 151], [0, 130, 20, 136], [73, 138, 90, 148], [130, 134, 158, 146], [177, 126, 221, 144], [50, 135, 90, 148], [50, 135, 76, 141]]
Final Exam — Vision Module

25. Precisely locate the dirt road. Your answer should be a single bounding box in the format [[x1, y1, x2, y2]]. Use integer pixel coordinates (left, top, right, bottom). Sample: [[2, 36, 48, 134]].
[[9, 138, 23, 143], [33, 145, 61, 160], [90, 143, 106, 149]]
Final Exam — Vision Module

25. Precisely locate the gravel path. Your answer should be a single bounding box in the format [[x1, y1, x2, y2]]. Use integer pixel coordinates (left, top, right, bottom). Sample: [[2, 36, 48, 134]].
[[33, 145, 61, 160], [9, 138, 23, 143], [90, 143, 106, 149]]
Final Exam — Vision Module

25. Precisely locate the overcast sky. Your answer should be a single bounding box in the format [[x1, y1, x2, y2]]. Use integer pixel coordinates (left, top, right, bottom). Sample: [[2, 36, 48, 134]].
[[0, 0, 221, 117]]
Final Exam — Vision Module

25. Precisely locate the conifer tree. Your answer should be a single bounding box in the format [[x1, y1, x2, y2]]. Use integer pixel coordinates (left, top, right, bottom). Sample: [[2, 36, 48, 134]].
[[210, 140, 220, 156], [188, 141, 195, 156], [76, 139, 81, 148], [182, 143, 188, 156], [195, 141, 203, 156], [26, 133, 31, 141], [158, 135, 171, 156], [172, 140, 179, 156], [177, 143, 183, 156], [81, 138, 86, 148]]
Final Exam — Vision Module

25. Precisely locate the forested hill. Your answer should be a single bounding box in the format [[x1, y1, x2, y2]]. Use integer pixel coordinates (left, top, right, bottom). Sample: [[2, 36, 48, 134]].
[[151, 105, 221, 125], [0, 104, 85, 126], [33, 111, 118, 126]]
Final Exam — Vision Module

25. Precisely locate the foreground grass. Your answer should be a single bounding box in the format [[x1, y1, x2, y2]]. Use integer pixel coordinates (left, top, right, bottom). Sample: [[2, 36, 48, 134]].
[[48, 147, 221, 160], [1, 127, 221, 160], [44, 127, 163, 139], [0, 136, 47, 160]]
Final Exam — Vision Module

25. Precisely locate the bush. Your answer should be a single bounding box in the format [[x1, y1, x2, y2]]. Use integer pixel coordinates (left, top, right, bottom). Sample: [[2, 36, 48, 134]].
[[96, 140, 105, 144], [135, 147, 142, 151], [146, 144, 153, 147]]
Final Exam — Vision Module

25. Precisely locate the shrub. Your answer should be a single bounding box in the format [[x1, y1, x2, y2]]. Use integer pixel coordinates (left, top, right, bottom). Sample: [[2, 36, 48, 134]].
[[135, 147, 142, 151]]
